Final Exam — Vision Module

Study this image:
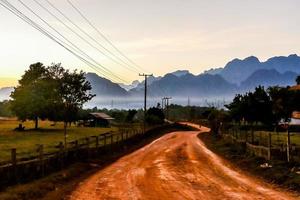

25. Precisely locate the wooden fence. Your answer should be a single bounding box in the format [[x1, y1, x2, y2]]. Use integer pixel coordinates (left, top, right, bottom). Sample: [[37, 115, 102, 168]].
[[0, 127, 147, 188], [222, 127, 300, 162]]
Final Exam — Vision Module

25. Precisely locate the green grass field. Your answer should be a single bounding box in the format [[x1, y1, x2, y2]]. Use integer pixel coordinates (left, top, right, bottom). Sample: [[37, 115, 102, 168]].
[[0, 119, 116, 162], [228, 129, 300, 147]]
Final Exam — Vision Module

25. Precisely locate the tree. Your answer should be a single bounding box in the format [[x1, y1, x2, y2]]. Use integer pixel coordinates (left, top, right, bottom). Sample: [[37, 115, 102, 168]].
[[251, 86, 273, 125], [296, 76, 300, 85], [10, 63, 49, 129], [125, 109, 137, 123], [57, 68, 95, 147], [0, 100, 13, 117], [146, 107, 165, 125], [208, 109, 229, 136], [225, 94, 245, 123], [267, 86, 292, 124], [10, 63, 94, 138]]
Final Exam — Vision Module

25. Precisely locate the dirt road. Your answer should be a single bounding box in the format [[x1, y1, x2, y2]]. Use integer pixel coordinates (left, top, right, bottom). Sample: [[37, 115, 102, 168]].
[[69, 124, 298, 200]]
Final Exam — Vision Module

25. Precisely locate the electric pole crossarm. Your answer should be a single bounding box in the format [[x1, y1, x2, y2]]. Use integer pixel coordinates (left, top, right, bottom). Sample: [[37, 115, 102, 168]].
[[139, 73, 153, 133]]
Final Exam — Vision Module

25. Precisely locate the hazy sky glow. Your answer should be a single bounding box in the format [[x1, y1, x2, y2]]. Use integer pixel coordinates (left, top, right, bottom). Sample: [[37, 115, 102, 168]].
[[0, 0, 300, 86]]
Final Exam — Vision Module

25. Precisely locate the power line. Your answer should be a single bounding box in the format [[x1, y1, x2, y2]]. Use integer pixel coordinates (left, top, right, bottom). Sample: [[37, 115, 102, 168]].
[[5, 0, 127, 83], [66, 0, 148, 73], [0, 0, 125, 83], [41, 0, 140, 74], [18, 0, 127, 83]]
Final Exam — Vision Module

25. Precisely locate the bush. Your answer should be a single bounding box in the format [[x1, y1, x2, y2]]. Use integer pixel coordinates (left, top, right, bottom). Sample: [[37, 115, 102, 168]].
[[146, 107, 165, 125]]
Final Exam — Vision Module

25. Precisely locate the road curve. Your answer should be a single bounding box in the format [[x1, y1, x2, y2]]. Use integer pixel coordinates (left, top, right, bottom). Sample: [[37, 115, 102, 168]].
[[69, 123, 298, 200]]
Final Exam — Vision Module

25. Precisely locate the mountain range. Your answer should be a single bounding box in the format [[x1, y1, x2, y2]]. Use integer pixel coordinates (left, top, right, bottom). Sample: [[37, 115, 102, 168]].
[[0, 54, 299, 106], [207, 54, 300, 85]]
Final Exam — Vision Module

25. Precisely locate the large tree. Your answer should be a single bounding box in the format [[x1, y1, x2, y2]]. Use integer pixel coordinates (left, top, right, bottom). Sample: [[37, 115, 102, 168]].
[[10, 63, 49, 129], [57, 67, 95, 146], [10, 63, 94, 136]]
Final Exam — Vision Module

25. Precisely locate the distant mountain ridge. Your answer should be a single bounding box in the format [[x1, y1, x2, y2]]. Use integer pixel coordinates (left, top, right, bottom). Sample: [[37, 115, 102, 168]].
[[85, 73, 128, 97], [0, 54, 299, 105], [129, 72, 237, 97], [240, 69, 298, 91], [0, 87, 13, 101], [207, 54, 300, 85]]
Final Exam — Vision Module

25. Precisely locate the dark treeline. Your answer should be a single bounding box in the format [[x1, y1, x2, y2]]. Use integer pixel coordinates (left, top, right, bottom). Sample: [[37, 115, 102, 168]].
[[168, 104, 212, 121], [226, 85, 300, 126], [78, 107, 144, 124], [202, 77, 300, 135]]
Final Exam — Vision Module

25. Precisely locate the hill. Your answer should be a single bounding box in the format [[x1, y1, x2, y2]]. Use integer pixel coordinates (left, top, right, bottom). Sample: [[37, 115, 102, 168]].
[[85, 73, 128, 97], [0, 87, 13, 101], [207, 54, 300, 85], [130, 72, 237, 97], [240, 69, 298, 91]]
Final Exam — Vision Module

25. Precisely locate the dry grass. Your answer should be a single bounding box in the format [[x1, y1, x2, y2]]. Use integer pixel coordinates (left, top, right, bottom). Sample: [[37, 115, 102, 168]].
[[0, 119, 115, 162]]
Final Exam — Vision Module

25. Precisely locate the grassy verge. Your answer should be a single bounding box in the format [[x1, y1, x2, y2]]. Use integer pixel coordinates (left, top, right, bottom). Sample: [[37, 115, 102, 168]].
[[198, 132, 300, 192], [0, 120, 115, 162], [0, 123, 194, 200]]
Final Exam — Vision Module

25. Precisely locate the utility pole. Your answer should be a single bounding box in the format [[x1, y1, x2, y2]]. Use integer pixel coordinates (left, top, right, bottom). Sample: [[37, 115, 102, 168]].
[[161, 97, 165, 110], [139, 73, 153, 133], [163, 97, 172, 120]]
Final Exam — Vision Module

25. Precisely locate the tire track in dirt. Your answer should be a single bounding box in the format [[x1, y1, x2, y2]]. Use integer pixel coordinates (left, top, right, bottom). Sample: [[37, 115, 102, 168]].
[[69, 123, 299, 200]]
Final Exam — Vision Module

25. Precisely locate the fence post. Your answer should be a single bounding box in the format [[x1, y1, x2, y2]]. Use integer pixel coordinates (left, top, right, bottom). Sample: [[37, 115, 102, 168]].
[[251, 127, 254, 144], [11, 148, 17, 182], [116, 134, 120, 147], [58, 142, 64, 169], [287, 130, 291, 162], [259, 132, 262, 146], [104, 133, 107, 146], [74, 140, 79, 159], [268, 132, 271, 161], [110, 134, 114, 152], [96, 136, 99, 149], [86, 137, 90, 159]]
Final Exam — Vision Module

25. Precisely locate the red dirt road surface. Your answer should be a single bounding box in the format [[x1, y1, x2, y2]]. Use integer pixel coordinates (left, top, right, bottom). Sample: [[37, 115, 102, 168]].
[[69, 123, 299, 200]]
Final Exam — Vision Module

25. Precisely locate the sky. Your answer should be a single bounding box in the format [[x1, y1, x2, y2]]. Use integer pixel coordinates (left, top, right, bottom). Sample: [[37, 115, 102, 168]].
[[0, 0, 300, 87]]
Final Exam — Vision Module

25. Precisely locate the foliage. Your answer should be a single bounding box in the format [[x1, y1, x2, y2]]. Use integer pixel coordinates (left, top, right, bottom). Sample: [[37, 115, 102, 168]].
[[0, 100, 13, 117], [296, 75, 300, 85], [10, 63, 50, 128], [125, 109, 138, 123], [146, 107, 165, 125], [77, 107, 142, 123], [168, 104, 211, 121], [226, 84, 300, 127], [207, 109, 229, 135], [10, 63, 94, 130], [0, 120, 114, 162]]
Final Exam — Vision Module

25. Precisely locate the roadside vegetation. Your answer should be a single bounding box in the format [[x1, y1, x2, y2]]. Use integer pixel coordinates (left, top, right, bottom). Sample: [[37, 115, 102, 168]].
[[199, 132, 300, 191], [199, 76, 300, 192], [0, 123, 195, 200], [0, 120, 114, 162]]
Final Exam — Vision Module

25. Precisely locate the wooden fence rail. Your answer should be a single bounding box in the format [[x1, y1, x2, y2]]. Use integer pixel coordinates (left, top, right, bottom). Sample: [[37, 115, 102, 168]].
[[222, 128, 300, 162], [0, 127, 144, 188]]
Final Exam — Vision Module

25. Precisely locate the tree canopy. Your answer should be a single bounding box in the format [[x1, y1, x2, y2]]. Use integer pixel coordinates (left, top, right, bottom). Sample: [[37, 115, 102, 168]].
[[226, 85, 300, 127], [10, 63, 94, 129]]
